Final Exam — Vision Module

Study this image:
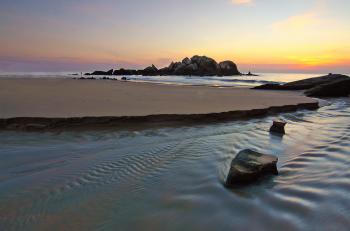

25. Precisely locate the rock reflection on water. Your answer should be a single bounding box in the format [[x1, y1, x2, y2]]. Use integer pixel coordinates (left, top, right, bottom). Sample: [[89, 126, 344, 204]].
[[0, 99, 350, 231]]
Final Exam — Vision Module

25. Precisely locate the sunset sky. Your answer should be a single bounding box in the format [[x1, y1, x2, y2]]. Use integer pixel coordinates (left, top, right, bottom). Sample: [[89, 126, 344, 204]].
[[0, 0, 349, 73]]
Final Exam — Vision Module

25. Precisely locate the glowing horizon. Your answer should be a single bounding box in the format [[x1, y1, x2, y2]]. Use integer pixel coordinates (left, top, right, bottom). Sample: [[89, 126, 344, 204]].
[[0, 0, 349, 73]]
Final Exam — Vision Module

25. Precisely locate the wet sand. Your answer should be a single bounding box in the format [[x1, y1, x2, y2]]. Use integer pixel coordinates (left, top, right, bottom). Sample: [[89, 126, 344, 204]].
[[0, 78, 318, 129]]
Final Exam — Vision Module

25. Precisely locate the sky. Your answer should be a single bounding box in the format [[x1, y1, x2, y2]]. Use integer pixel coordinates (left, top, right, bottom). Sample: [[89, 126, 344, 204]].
[[0, 0, 349, 73]]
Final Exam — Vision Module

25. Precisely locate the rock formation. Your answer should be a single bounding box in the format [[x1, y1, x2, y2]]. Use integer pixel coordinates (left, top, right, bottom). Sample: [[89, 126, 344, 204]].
[[254, 74, 350, 98], [305, 78, 350, 97], [254, 74, 349, 90], [86, 55, 241, 77]]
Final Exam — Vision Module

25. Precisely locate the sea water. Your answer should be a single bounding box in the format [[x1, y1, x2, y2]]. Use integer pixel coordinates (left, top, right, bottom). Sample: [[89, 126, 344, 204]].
[[0, 72, 338, 87], [0, 98, 349, 230], [0, 73, 349, 230]]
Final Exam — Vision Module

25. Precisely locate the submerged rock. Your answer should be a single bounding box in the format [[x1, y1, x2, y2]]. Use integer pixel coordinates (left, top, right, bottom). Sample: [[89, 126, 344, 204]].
[[225, 149, 278, 187], [270, 120, 286, 134], [305, 79, 350, 98]]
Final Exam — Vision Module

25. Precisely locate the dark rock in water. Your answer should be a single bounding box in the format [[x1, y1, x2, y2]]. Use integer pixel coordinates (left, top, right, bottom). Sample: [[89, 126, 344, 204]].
[[284, 74, 349, 89], [226, 149, 278, 187], [253, 83, 287, 90], [246, 71, 259, 76], [102, 77, 117, 80], [158, 67, 170, 76], [78, 77, 95, 80], [106, 69, 114, 75], [91, 71, 106, 75], [121, 77, 128, 81], [143, 64, 158, 76], [270, 120, 286, 134], [218, 61, 240, 76], [86, 55, 241, 77], [91, 69, 114, 76], [113, 68, 140, 76], [305, 79, 350, 98], [158, 56, 239, 76], [254, 74, 350, 90]]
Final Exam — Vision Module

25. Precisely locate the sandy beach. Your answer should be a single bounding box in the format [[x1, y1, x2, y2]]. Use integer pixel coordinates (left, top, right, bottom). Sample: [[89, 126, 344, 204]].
[[0, 78, 317, 118]]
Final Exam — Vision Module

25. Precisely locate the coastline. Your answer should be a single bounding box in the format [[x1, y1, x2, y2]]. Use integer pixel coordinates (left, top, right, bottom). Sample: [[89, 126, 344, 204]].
[[0, 78, 319, 130]]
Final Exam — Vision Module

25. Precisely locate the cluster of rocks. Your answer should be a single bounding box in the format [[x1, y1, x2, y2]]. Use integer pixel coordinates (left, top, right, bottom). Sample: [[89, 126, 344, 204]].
[[157, 56, 240, 76], [226, 119, 289, 187], [254, 74, 350, 98], [85, 55, 241, 77]]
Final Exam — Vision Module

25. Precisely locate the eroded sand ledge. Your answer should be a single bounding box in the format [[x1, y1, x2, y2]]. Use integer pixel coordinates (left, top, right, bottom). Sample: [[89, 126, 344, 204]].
[[0, 78, 319, 130]]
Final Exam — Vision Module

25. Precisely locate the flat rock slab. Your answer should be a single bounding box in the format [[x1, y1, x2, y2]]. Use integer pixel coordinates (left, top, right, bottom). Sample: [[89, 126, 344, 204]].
[[254, 74, 349, 91], [305, 79, 350, 98], [226, 149, 278, 187]]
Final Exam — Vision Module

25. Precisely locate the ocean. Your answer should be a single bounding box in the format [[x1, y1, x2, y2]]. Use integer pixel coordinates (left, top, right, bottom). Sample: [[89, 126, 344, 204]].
[[0, 73, 349, 230], [0, 72, 338, 87]]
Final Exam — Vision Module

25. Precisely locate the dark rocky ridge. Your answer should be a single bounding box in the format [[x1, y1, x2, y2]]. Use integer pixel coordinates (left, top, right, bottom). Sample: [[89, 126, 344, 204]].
[[86, 55, 241, 77], [305, 79, 350, 97], [254, 74, 350, 98], [0, 102, 318, 131]]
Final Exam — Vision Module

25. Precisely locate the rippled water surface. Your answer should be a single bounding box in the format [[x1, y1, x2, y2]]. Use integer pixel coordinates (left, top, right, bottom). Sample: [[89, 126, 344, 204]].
[[1, 99, 350, 231]]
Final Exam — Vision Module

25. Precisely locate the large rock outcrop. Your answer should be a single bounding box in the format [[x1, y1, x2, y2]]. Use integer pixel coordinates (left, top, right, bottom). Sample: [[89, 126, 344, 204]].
[[305, 79, 350, 97], [254, 74, 349, 90], [225, 149, 278, 187], [254, 74, 350, 98], [86, 55, 241, 77], [160, 56, 241, 76]]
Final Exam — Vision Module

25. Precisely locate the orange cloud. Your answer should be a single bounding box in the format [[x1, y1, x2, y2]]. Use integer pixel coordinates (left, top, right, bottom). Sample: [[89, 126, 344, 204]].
[[271, 12, 319, 32]]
